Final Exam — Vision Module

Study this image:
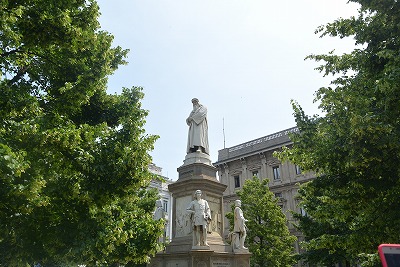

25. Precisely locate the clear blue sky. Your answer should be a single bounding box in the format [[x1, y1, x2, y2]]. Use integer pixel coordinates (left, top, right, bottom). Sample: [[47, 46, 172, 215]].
[[96, 0, 359, 179]]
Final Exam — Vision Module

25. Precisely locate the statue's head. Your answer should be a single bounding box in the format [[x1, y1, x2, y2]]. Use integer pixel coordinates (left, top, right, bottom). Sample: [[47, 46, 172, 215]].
[[194, 189, 202, 198], [235, 200, 242, 207], [191, 98, 199, 105], [156, 199, 163, 207]]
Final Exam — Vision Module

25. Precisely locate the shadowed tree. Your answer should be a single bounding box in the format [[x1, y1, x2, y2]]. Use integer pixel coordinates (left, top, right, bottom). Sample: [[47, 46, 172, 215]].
[[0, 0, 164, 266], [278, 1, 400, 266]]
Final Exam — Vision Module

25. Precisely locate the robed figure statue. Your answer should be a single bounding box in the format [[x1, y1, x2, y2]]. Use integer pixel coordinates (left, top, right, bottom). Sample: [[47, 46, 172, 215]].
[[186, 98, 209, 155], [233, 200, 248, 250]]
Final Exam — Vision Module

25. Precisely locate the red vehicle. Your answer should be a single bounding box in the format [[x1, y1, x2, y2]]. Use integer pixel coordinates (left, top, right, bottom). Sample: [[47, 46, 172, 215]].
[[378, 244, 400, 267]]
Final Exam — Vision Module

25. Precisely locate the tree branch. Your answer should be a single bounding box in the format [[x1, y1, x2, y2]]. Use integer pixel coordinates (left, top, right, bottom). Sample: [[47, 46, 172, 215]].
[[8, 65, 29, 85], [1, 48, 23, 58]]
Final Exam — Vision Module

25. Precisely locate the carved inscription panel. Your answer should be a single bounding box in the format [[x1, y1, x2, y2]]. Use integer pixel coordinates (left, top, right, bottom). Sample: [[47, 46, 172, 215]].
[[175, 195, 193, 237], [212, 259, 231, 267]]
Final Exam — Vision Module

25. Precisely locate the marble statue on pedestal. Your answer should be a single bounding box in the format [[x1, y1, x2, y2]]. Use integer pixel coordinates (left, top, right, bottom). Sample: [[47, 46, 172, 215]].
[[153, 199, 168, 243], [232, 200, 248, 251], [186, 98, 209, 155], [153, 199, 165, 220], [186, 190, 211, 248]]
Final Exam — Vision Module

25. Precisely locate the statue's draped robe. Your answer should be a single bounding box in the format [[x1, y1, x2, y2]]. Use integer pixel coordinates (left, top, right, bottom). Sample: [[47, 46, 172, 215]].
[[234, 206, 246, 233], [187, 104, 209, 154]]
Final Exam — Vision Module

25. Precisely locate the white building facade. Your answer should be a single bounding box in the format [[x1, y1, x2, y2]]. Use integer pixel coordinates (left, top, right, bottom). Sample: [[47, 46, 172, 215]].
[[148, 163, 174, 242], [213, 127, 315, 254]]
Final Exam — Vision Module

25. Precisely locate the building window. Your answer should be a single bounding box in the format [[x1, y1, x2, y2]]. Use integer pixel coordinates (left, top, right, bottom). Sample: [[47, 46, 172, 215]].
[[295, 165, 302, 175], [273, 166, 280, 180], [234, 175, 240, 188], [274, 192, 283, 199], [252, 170, 259, 178], [163, 200, 168, 212]]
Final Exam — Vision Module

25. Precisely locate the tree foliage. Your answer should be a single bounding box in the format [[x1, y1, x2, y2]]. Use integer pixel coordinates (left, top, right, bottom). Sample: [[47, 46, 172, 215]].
[[278, 1, 400, 266], [228, 178, 297, 267], [0, 0, 164, 266]]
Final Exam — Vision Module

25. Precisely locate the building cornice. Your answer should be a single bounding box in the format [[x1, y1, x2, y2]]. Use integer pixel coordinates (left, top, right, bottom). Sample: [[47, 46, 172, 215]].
[[214, 127, 298, 166]]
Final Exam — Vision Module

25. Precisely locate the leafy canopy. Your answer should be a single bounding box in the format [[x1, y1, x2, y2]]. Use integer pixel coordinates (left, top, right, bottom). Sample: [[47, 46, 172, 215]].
[[0, 0, 164, 266], [278, 0, 400, 266]]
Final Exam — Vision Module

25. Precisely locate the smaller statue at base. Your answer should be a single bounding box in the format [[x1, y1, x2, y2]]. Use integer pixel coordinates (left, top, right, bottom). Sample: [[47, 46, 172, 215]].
[[153, 199, 168, 243], [186, 190, 211, 248], [231, 200, 248, 252]]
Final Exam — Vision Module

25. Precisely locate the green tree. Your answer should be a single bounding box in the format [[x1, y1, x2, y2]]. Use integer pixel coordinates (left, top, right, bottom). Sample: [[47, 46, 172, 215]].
[[229, 178, 296, 267], [0, 0, 164, 266], [278, 1, 400, 266]]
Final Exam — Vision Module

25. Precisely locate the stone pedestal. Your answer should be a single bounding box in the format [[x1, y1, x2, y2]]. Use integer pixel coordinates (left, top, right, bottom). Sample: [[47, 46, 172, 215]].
[[149, 250, 251, 267], [149, 152, 250, 267]]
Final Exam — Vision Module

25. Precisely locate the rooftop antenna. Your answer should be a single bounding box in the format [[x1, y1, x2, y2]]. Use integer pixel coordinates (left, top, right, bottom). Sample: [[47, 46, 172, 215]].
[[223, 117, 226, 149]]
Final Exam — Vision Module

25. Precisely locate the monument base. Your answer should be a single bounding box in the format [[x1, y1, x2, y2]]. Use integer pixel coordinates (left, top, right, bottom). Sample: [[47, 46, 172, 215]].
[[152, 148, 251, 267], [149, 250, 251, 267], [182, 151, 212, 167], [192, 245, 210, 250], [233, 248, 249, 254], [166, 233, 232, 254]]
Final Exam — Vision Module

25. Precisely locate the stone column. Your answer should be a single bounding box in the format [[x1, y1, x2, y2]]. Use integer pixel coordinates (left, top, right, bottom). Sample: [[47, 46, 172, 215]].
[[260, 153, 267, 179], [240, 158, 247, 184]]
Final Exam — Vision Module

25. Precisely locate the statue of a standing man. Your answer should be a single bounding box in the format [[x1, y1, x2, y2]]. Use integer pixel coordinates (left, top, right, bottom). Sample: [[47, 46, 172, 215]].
[[153, 199, 168, 243], [186, 98, 209, 155], [234, 200, 248, 250], [186, 190, 211, 247]]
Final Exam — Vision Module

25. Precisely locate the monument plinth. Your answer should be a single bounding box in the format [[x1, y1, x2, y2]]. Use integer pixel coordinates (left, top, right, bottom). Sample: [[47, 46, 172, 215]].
[[149, 99, 250, 267]]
